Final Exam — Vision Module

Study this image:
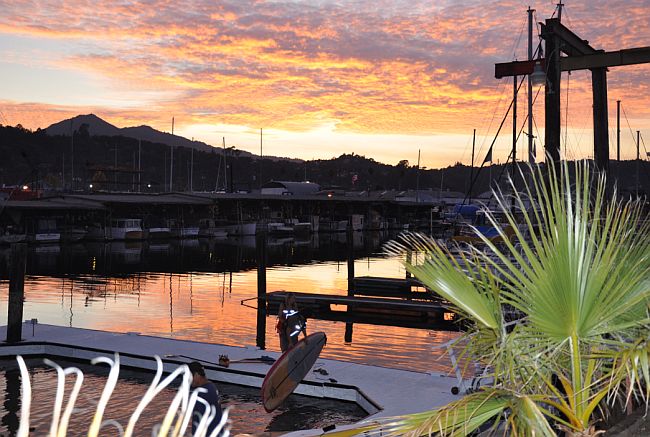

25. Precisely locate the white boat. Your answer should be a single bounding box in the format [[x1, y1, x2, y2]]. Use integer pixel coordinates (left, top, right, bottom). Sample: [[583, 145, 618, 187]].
[[167, 219, 200, 238], [351, 214, 365, 231], [109, 219, 143, 240], [34, 219, 60, 243], [268, 221, 294, 236], [61, 227, 87, 243], [145, 226, 171, 239], [0, 226, 26, 244], [198, 219, 228, 238], [226, 222, 257, 236], [0, 233, 26, 244]]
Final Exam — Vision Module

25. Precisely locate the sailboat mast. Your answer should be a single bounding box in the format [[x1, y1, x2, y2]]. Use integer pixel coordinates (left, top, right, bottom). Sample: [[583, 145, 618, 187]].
[[415, 149, 421, 203], [469, 129, 476, 203], [170, 117, 174, 192], [258, 128, 263, 191], [223, 136, 228, 193], [70, 119, 74, 191]]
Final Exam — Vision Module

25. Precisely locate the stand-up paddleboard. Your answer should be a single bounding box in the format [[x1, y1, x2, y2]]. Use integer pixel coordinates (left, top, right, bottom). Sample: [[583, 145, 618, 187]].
[[261, 332, 327, 412]]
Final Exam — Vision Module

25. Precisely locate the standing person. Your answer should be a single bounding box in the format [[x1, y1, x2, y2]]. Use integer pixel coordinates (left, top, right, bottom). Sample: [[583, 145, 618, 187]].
[[188, 361, 223, 436], [277, 292, 307, 352]]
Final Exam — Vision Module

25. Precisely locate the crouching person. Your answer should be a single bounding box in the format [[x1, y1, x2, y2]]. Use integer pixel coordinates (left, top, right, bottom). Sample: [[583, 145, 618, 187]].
[[189, 361, 224, 436]]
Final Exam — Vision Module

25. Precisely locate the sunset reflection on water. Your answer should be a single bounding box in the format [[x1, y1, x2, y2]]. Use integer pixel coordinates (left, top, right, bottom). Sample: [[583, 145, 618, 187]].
[[0, 236, 458, 374]]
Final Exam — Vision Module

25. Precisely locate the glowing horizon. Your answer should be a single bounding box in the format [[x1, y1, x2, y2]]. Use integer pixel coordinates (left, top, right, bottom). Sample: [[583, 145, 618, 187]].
[[1, 1, 649, 169]]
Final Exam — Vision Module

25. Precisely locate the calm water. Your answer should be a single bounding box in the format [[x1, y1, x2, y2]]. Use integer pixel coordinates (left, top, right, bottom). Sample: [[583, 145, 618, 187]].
[[0, 358, 366, 436], [0, 233, 459, 434]]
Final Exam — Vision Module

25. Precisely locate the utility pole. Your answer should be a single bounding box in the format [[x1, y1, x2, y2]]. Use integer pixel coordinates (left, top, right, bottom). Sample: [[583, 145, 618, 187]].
[[527, 7, 535, 165]]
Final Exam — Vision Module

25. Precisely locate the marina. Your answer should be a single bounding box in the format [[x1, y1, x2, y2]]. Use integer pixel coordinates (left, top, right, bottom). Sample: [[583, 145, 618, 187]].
[[0, 235, 463, 435], [1, 1, 650, 435]]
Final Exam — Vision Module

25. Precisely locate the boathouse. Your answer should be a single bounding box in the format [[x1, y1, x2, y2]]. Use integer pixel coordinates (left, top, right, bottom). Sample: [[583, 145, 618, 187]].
[[260, 181, 321, 196]]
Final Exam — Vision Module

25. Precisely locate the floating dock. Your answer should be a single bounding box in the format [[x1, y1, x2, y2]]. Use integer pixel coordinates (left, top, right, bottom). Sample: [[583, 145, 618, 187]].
[[0, 322, 463, 436], [266, 290, 454, 324], [352, 275, 435, 299]]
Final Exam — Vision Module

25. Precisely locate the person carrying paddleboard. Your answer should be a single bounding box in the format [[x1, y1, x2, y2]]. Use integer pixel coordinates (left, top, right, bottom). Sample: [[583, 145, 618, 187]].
[[277, 292, 307, 352]]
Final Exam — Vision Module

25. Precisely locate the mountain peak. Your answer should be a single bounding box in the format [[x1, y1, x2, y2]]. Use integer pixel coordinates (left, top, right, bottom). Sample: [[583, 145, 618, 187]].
[[46, 114, 121, 137], [44, 114, 225, 155]]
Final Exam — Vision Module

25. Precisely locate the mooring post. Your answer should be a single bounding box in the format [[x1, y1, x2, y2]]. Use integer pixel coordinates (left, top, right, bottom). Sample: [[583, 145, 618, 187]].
[[344, 322, 353, 343], [347, 220, 355, 296], [345, 220, 355, 343], [6, 243, 27, 343], [256, 223, 267, 349], [405, 250, 412, 279]]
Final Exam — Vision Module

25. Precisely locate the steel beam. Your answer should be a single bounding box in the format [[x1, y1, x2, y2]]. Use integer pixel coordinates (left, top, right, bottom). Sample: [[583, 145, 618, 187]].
[[562, 47, 650, 71], [542, 19, 597, 56], [495, 47, 650, 78]]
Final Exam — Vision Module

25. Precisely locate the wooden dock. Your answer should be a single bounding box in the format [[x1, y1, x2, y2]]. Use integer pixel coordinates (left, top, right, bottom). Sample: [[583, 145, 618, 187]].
[[352, 275, 437, 299], [266, 291, 454, 324]]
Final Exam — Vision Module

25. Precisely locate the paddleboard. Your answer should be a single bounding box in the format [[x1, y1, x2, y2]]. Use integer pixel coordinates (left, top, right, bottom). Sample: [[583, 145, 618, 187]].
[[261, 331, 327, 412]]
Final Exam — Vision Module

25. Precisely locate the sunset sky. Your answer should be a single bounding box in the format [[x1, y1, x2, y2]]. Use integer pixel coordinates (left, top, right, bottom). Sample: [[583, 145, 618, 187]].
[[1, 0, 649, 168]]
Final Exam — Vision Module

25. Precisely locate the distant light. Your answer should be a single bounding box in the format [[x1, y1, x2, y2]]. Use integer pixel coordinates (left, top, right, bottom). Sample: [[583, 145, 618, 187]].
[[147, 183, 152, 188], [89, 184, 93, 188], [444, 312, 455, 321], [327, 193, 333, 198], [22, 185, 28, 190]]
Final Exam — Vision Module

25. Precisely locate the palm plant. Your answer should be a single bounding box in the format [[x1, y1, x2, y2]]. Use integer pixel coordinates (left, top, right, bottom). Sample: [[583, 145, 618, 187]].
[[375, 161, 650, 436]]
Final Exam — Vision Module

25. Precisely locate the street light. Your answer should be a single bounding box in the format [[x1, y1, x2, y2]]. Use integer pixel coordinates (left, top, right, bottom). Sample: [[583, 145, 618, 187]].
[[530, 61, 546, 86]]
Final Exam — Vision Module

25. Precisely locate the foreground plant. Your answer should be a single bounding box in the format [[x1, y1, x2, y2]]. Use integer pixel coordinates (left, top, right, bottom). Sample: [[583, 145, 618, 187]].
[[372, 161, 650, 436], [14, 354, 230, 437]]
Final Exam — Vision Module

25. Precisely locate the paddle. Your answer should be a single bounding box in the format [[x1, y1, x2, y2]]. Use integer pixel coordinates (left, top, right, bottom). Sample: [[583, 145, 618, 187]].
[[164, 354, 275, 368]]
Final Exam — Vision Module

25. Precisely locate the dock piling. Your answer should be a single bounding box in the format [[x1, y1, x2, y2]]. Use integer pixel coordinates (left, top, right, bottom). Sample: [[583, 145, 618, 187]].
[[256, 223, 267, 349], [346, 221, 355, 342], [6, 243, 27, 343]]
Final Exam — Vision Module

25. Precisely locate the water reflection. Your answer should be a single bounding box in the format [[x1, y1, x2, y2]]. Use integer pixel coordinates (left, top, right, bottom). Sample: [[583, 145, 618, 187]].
[[0, 359, 366, 435], [0, 233, 459, 373]]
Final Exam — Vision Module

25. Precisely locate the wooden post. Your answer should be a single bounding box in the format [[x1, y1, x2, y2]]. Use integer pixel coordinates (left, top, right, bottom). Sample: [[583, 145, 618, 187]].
[[6, 243, 27, 343], [592, 68, 609, 172], [347, 221, 355, 297], [256, 223, 267, 350], [405, 250, 412, 279], [345, 220, 355, 342]]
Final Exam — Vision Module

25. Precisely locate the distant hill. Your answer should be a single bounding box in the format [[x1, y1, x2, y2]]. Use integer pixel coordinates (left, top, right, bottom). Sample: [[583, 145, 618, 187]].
[[46, 114, 121, 137], [45, 114, 248, 156]]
